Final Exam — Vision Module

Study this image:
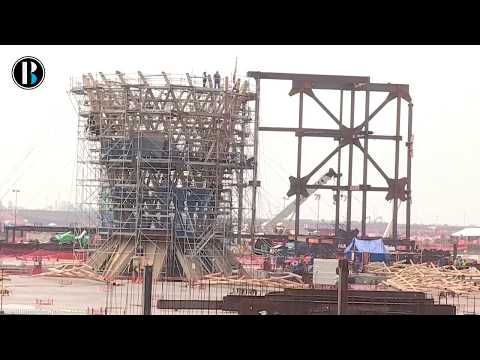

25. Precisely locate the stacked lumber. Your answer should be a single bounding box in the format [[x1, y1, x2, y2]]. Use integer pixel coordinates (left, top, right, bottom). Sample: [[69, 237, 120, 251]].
[[32, 263, 106, 283], [1, 274, 11, 296], [364, 261, 480, 294], [192, 272, 309, 289]]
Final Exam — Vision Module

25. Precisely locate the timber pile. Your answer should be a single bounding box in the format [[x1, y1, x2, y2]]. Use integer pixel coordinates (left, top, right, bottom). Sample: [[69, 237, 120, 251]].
[[32, 263, 106, 283], [365, 261, 480, 294], [1, 274, 11, 295], [193, 272, 309, 289]]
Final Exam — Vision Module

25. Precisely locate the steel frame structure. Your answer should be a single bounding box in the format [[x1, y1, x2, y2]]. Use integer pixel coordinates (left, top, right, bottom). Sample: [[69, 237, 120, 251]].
[[247, 71, 413, 244], [71, 71, 255, 281]]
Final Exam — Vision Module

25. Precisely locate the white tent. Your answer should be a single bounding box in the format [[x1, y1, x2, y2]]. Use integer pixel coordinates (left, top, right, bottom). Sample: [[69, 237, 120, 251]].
[[451, 228, 480, 238]]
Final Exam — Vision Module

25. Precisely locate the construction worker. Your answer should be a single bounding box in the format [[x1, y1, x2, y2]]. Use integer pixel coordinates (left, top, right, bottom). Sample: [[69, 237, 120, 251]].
[[454, 256, 462, 268], [233, 78, 240, 93], [202, 72, 207, 87], [214, 71, 221, 89]]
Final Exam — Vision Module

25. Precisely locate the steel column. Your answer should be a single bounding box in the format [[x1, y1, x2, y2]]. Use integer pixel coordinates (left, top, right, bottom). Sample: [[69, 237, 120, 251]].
[[143, 265, 153, 315], [346, 91, 355, 232], [361, 91, 370, 237], [251, 79, 260, 242], [406, 102, 413, 241], [335, 91, 343, 237], [338, 259, 349, 315], [392, 96, 402, 241], [295, 91, 304, 244]]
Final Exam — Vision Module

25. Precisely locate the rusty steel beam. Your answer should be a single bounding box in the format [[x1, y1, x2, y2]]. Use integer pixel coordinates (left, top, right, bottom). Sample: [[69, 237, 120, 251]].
[[346, 91, 355, 233], [335, 91, 343, 239], [361, 91, 370, 237], [143, 265, 153, 315], [234, 233, 414, 246], [282, 288, 428, 300], [157, 299, 223, 310], [354, 143, 390, 183], [356, 83, 411, 101], [306, 91, 342, 126], [250, 78, 260, 242], [247, 71, 370, 90], [295, 91, 304, 245], [306, 185, 389, 192], [367, 135, 402, 141], [392, 96, 402, 241], [291, 80, 409, 95], [337, 259, 349, 315], [304, 147, 340, 182], [259, 127, 398, 141], [222, 294, 456, 315], [406, 102, 413, 241]]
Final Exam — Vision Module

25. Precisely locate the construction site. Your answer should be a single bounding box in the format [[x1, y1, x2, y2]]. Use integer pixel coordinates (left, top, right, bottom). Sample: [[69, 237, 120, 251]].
[[2, 63, 480, 316]]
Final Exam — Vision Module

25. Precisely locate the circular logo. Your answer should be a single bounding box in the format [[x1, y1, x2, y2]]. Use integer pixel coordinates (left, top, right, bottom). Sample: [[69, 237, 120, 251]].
[[12, 56, 45, 90]]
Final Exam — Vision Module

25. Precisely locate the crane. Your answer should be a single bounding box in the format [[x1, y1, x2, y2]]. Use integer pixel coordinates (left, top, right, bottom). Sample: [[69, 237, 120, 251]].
[[383, 202, 402, 239], [261, 168, 338, 233]]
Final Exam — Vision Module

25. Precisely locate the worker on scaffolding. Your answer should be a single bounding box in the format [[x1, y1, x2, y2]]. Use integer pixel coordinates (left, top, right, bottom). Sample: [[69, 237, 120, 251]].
[[202, 72, 207, 87], [233, 78, 240, 93], [214, 71, 221, 89]]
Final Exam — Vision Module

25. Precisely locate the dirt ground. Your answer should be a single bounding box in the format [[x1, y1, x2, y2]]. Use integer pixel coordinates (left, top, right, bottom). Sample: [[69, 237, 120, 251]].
[[1, 275, 237, 315], [2, 273, 478, 315]]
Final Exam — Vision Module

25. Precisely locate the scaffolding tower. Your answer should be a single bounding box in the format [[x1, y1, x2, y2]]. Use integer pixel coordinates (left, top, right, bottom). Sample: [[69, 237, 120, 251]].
[[71, 71, 256, 281]]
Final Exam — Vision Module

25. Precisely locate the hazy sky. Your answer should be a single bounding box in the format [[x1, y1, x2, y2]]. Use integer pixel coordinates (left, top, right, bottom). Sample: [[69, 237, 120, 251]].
[[0, 45, 479, 226]]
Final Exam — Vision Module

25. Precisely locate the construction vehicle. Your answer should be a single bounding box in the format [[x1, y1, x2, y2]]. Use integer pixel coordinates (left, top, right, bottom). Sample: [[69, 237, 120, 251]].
[[51, 230, 90, 248], [273, 223, 287, 234], [253, 237, 273, 256]]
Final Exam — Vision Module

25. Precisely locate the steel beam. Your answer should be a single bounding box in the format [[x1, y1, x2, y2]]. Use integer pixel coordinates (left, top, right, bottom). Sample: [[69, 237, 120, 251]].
[[304, 147, 339, 182], [143, 265, 153, 315], [361, 91, 370, 237], [356, 83, 410, 96], [367, 135, 402, 141], [259, 126, 340, 134], [346, 91, 355, 232], [392, 96, 401, 241], [306, 185, 389, 192], [259, 127, 398, 141], [295, 91, 304, 245], [406, 103, 413, 241], [250, 79, 260, 242], [307, 91, 342, 126], [335, 91, 343, 238], [237, 104, 246, 245], [247, 71, 370, 90], [354, 143, 390, 183], [337, 259, 349, 315]]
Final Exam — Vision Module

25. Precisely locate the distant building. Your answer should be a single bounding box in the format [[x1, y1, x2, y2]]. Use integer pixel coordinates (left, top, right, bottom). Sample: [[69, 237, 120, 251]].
[[451, 228, 480, 253], [0, 209, 90, 232]]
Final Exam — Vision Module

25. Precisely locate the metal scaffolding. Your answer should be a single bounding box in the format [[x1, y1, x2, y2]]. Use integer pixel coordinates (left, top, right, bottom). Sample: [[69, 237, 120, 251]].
[[70, 71, 256, 281]]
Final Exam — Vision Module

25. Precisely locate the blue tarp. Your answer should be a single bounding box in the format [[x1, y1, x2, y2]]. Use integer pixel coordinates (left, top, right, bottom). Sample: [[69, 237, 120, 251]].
[[345, 237, 390, 262]]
